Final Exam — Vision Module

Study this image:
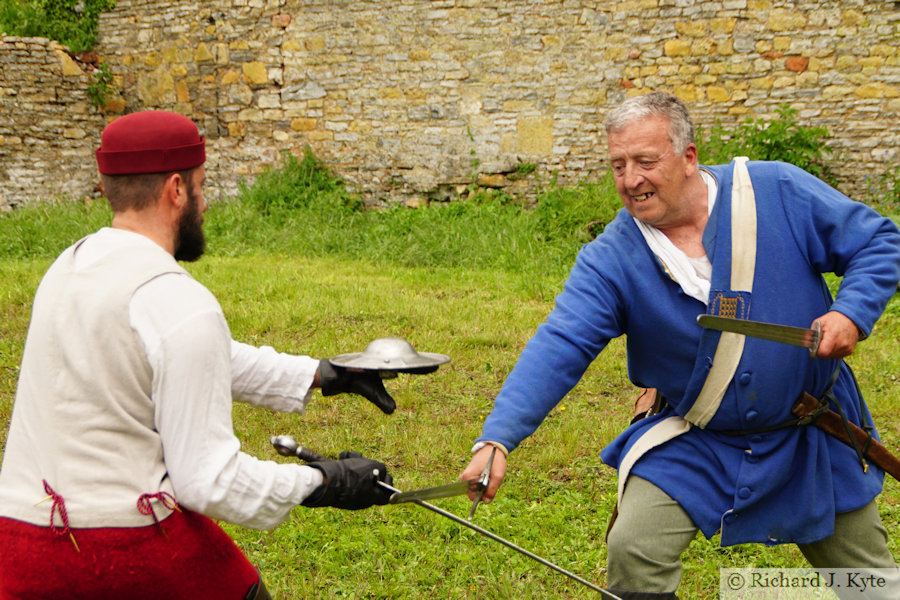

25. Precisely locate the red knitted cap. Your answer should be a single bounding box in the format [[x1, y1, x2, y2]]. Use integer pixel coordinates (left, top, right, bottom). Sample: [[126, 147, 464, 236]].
[[95, 111, 206, 175]]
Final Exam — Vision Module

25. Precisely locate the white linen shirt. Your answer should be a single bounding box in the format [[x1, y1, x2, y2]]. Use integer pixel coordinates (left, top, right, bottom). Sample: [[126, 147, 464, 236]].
[[103, 228, 324, 529]]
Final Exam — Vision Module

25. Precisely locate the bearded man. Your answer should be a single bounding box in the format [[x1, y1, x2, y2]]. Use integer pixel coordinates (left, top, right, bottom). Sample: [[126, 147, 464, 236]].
[[0, 111, 395, 599]]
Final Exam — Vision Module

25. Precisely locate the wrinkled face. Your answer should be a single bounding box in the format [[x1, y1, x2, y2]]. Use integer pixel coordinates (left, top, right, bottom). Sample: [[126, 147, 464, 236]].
[[608, 115, 696, 230], [174, 167, 208, 262]]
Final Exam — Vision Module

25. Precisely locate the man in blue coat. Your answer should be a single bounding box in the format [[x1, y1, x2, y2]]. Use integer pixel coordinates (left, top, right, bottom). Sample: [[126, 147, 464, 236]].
[[460, 92, 900, 599]]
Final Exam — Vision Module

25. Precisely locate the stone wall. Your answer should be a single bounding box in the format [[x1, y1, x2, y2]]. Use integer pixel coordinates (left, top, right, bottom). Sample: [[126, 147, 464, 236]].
[[1, 0, 899, 210], [0, 37, 107, 209]]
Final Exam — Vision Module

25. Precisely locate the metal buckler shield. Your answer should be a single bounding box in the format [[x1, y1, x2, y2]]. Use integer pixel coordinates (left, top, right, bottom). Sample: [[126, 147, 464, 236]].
[[329, 337, 450, 376]]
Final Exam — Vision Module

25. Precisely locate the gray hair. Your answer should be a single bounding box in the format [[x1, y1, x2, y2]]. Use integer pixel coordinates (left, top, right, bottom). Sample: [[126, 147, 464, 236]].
[[604, 92, 695, 153]]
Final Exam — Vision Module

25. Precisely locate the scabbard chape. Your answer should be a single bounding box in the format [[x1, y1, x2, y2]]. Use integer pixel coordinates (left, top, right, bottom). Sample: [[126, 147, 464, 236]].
[[791, 392, 900, 482]]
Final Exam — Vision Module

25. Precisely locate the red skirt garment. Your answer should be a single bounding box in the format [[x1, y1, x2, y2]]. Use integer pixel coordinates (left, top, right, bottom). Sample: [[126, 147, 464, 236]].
[[0, 510, 259, 600]]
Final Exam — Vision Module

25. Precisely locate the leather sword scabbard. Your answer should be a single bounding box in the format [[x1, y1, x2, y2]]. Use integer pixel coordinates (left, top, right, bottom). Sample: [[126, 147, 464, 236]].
[[792, 392, 900, 482]]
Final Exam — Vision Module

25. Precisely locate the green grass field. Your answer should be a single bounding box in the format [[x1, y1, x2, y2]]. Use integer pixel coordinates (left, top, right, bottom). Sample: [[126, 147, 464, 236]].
[[1, 163, 897, 598]]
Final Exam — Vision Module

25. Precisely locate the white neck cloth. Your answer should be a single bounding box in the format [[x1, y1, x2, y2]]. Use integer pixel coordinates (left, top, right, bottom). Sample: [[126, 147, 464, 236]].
[[633, 170, 717, 304]]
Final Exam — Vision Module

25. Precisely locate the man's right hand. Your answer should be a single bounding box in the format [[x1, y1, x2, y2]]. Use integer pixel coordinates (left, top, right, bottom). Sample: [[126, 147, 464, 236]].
[[460, 444, 507, 504], [813, 311, 862, 359], [301, 454, 393, 510]]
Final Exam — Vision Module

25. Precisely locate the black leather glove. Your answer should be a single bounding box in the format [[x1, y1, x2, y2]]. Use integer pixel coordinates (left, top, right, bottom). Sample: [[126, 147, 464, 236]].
[[301, 454, 393, 510], [318, 359, 396, 414]]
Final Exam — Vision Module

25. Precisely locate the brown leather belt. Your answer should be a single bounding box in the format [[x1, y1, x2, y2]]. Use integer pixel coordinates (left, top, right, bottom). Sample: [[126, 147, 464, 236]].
[[792, 392, 900, 481]]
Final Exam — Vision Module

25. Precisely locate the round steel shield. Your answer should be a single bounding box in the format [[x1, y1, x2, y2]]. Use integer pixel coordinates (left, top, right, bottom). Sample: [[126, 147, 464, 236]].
[[329, 337, 450, 374]]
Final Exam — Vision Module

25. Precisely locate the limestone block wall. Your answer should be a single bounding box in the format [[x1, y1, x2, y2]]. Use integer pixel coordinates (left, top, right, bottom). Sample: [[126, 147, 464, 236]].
[[1, 0, 898, 209], [0, 37, 107, 209]]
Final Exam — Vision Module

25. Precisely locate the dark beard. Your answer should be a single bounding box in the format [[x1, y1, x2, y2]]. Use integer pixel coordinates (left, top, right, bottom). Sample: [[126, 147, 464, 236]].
[[173, 186, 206, 262]]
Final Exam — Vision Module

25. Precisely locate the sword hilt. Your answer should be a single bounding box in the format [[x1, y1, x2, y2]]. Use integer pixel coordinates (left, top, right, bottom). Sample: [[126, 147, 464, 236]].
[[809, 319, 822, 358], [297, 447, 327, 462]]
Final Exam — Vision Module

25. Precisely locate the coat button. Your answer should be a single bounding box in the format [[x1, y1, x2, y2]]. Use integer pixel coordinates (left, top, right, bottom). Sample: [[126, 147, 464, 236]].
[[739, 372, 752, 385], [738, 487, 752, 499], [745, 409, 759, 423]]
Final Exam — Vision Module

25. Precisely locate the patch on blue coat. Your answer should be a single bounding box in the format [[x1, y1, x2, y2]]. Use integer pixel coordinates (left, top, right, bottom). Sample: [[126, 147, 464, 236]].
[[708, 290, 751, 319]]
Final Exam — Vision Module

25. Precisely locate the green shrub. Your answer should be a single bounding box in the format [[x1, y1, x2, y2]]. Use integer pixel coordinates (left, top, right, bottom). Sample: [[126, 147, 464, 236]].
[[86, 60, 116, 108], [0, 0, 116, 52], [697, 104, 838, 187], [530, 173, 620, 244], [238, 147, 363, 216]]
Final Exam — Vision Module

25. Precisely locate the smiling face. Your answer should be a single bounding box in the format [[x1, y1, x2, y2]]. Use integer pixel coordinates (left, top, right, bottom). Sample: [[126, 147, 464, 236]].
[[608, 114, 700, 231]]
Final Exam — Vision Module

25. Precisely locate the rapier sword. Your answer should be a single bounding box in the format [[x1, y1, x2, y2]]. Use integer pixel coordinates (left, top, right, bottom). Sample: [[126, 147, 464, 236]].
[[270, 435, 621, 599]]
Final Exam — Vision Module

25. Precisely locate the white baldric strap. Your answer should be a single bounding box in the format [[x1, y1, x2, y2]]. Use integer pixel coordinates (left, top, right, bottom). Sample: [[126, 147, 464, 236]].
[[684, 157, 757, 427], [615, 159, 757, 503], [616, 416, 692, 502]]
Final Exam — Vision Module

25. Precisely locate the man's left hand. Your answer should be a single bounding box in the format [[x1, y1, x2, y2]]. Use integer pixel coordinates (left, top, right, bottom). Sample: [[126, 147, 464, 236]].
[[813, 311, 862, 359], [460, 444, 508, 505], [317, 359, 396, 414]]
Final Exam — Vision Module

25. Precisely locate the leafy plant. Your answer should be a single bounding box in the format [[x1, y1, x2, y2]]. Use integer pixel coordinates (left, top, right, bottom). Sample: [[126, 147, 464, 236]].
[[507, 160, 538, 181], [86, 60, 115, 109], [530, 172, 620, 244], [0, 0, 116, 52], [697, 104, 838, 187], [466, 125, 481, 186], [238, 147, 363, 216]]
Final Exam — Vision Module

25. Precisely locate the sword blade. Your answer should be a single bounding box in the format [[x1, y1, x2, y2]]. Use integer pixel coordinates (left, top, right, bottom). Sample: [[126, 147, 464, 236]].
[[389, 478, 481, 504], [697, 315, 821, 357], [378, 480, 622, 599]]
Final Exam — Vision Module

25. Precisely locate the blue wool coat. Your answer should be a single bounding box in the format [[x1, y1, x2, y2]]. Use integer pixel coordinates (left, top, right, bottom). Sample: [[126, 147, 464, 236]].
[[478, 161, 900, 546]]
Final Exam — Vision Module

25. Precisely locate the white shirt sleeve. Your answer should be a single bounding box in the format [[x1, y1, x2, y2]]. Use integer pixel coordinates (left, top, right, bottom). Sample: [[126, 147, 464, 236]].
[[130, 272, 324, 529], [230, 340, 318, 413]]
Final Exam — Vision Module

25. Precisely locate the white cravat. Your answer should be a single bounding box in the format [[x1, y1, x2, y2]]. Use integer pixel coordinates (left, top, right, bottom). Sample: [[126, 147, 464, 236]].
[[634, 171, 717, 304]]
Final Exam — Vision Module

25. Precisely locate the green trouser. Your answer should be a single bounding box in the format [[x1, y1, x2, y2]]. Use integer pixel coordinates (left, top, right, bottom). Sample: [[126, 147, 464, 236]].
[[606, 476, 898, 599]]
